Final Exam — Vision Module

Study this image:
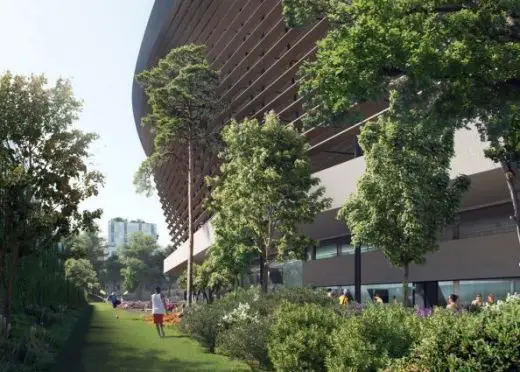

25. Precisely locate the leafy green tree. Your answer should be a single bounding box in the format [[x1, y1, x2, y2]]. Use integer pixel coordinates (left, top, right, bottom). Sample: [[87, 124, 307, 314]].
[[103, 253, 123, 292], [121, 265, 139, 293], [339, 115, 470, 305], [207, 112, 331, 293], [0, 72, 103, 325], [283, 0, 520, 243], [209, 237, 255, 289], [134, 44, 222, 305], [62, 229, 106, 276], [118, 232, 166, 296], [64, 258, 100, 292], [178, 257, 233, 303]]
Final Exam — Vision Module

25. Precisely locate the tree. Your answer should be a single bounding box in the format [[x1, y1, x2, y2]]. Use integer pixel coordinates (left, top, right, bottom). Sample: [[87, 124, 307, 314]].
[[61, 229, 106, 276], [207, 112, 331, 293], [178, 257, 233, 303], [64, 258, 100, 292], [103, 254, 123, 292], [0, 72, 103, 326], [339, 115, 470, 305], [282, 0, 520, 244], [134, 44, 222, 305], [118, 232, 166, 296]]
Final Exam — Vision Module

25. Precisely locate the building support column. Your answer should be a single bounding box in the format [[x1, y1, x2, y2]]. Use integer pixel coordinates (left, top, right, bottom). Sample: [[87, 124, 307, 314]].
[[353, 137, 363, 303], [354, 245, 361, 303]]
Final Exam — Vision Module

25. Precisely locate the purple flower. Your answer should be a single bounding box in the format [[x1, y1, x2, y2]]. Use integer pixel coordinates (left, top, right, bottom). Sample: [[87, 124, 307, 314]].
[[416, 307, 433, 318]]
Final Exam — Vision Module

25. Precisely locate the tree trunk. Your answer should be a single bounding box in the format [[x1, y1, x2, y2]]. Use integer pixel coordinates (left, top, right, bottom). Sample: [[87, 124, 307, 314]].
[[259, 252, 269, 294], [502, 162, 520, 245], [187, 136, 194, 306], [3, 241, 19, 334], [259, 254, 264, 290], [403, 263, 409, 307]]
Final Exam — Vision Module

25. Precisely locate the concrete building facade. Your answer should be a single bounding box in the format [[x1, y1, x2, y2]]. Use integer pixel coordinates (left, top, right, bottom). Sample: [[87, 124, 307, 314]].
[[107, 218, 158, 257], [133, 1, 520, 306]]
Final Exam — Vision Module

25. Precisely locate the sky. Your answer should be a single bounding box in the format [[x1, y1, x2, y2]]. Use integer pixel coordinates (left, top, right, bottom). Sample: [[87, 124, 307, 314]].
[[0, 0, 172, 247]]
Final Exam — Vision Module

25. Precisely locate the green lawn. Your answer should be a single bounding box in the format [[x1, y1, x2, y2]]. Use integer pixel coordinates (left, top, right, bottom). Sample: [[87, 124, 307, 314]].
[[79, 303, 250, 371]]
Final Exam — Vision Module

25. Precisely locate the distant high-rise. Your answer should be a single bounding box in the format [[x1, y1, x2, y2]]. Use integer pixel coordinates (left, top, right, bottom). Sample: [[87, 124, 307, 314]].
[[107, 218, 158, 257]]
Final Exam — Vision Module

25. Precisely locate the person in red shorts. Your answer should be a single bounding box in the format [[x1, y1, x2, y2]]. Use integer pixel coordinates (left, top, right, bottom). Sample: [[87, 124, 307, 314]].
[[151, 286, 167, 338]]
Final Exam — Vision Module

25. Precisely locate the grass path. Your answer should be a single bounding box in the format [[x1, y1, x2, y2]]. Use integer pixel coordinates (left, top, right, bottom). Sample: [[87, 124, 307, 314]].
[[79, 303, 250, 372]]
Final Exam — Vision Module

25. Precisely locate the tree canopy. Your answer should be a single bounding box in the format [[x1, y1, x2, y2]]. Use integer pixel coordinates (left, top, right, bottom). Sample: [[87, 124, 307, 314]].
[[283, 0, 520, 242], [206, 112, 331, 292], [133, 44, 222, 195], [339, 114, 470, 304], [283, 0, 520, 130], [0, 73, 103, 242], [65, 258, 100, 292], [118, 232, 166, 295], [61, 229, 106, 275], [0, 72, 103, 322]]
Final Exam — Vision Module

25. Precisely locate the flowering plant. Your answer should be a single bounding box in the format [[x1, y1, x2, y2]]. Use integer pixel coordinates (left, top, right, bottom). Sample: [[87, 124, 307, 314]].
[[220, 302, 259, 328], [485, 292, 520, 311], [415, 307, 433, 318]]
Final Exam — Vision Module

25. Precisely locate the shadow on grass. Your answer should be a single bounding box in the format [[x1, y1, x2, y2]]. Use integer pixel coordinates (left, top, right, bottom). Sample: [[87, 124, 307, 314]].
[[54, 304, 93, 372], [81, 341, 243, 372], [163, 335, 189, 339]]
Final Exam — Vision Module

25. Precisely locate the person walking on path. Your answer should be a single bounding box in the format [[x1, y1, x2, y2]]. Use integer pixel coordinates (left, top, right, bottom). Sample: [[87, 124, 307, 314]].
[[152, 286, 167, 338], [107, 292, 121, 319]]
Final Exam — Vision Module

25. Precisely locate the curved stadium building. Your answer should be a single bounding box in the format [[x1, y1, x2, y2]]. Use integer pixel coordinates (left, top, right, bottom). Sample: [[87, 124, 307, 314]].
[[134, 1, 520, 306]]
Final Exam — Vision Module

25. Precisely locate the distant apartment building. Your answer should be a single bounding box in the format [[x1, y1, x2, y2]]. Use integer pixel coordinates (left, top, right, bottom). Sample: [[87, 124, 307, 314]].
[[107, 218, 158, 257]]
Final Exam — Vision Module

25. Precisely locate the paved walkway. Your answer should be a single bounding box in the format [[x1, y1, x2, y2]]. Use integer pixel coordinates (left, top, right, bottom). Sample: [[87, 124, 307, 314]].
[[78, 303, 249, 372]]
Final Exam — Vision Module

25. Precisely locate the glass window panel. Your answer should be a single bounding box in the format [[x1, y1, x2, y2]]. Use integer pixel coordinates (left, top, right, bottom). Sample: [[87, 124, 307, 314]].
[[440, 279, 515, 306], [360, 245, 377, 253], [361, 283, 412, 304], [340, 243, 355, 255], [282, 260, 303, 288], [315, 243, 337, 260]]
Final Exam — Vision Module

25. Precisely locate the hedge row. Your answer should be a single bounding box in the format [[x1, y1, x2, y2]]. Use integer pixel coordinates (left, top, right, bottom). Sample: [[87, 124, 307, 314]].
[[179, 288, 520, 371]]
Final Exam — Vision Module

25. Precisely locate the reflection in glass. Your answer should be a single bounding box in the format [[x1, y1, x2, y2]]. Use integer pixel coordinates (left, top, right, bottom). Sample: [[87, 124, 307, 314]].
[[439, 279, 518, 305], [340, 243, 355, 255], [318, 283, 412, 304], [315, 243, 337, 260]]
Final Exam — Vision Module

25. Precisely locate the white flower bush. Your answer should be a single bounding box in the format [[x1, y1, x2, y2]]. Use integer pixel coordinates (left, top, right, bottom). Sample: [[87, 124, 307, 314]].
[[220, 302, 260, 328]]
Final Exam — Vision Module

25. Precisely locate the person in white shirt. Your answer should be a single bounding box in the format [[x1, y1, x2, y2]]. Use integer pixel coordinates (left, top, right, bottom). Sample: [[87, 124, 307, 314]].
[[151, 287, 167, 338]]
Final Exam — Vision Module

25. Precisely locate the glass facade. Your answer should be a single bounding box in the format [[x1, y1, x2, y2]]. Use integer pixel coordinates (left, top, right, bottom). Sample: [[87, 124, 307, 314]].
[[322, 283, 411, 304], [339, 241, 355, 255], [315, 243, 337, 260], [438, 279, 520, 306], [243, 260, 304, 291], [310, 236, 378, 261], [322, 279, 520, 307]]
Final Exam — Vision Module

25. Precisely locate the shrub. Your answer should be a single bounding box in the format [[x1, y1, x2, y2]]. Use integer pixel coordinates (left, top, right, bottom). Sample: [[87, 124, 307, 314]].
[[391, 299, 520, 371], [179, 287, 261, 352], [389, 309, 480, 371], [327, 304, 421, 371], [270, 287, 331, 307], [268, 302, 339, 372], [216, 316, 273, 370], [178, 303, 223, 352]]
